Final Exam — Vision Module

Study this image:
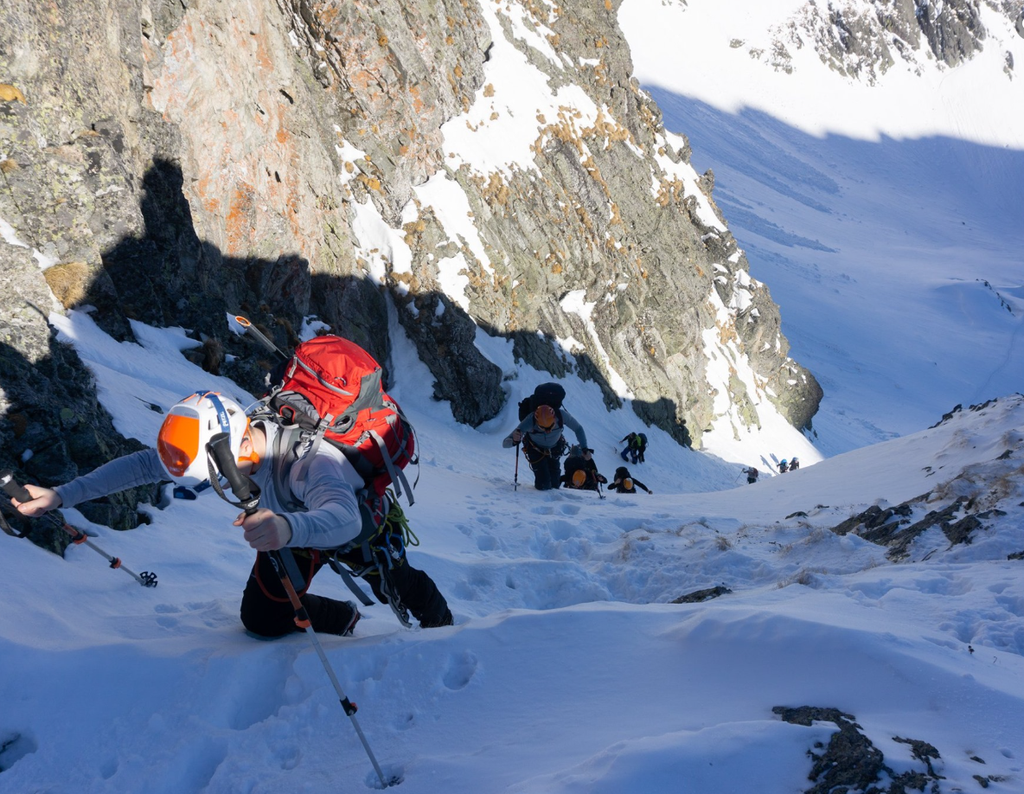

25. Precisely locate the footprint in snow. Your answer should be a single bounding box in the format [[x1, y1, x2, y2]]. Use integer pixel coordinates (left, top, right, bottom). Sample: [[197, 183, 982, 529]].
[[476, 535, 499, 551], [442, 651, 478, 690]]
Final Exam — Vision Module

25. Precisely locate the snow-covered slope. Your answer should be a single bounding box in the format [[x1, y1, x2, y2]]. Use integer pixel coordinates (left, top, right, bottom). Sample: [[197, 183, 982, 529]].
[[2, 2, 1023, 791], [0, 313, 1021, 793], [619, 0, 1024, 455]]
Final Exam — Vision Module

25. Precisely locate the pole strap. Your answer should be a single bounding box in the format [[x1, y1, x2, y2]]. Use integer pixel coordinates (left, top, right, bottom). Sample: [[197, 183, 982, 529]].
[[277, 547, 308, 592]]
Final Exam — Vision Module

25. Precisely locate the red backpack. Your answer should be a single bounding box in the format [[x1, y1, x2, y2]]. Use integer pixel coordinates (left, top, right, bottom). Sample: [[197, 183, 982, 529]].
[[260, 335, 417, 505]]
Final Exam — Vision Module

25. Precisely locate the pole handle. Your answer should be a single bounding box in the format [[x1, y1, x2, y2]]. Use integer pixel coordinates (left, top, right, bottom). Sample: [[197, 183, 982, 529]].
[[0, 470, 33, 503], [207, 433, 259, 515]]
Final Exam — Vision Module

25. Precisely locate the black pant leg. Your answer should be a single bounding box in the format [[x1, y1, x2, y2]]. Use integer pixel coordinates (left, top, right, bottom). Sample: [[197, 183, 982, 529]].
[[346, 543, 452, 629], [533, 455, 560, 490], [240, 553, 299, 638], [240, 551, 358, 638], [384, 559, 453, 628]]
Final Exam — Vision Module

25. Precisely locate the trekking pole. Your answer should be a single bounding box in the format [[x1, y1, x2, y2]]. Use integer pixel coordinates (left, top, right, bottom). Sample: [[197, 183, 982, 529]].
[[514, 442, 520, 491], [0, 470, 158, 587], [206, 435, 395, 789], [232, 314, 289, 362]]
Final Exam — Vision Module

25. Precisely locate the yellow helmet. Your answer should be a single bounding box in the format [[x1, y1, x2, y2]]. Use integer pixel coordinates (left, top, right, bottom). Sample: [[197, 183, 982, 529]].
[[534, 405, 557, 431]]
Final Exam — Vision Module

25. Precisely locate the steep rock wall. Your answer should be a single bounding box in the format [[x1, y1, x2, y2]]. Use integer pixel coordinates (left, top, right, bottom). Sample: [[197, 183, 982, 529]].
[[0, 0, 824, 532]]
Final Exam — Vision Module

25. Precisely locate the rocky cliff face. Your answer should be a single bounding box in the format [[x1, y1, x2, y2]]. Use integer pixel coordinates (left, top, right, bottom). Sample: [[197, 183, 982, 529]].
[[2, 0, 837, 534], [748, 0, 1021, 82]]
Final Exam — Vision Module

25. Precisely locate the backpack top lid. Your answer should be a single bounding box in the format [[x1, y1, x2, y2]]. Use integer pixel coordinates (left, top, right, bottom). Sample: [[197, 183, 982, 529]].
[[518, 382, 567, 422], [270, 335, 386, 437], [532, 382, 566, 408]]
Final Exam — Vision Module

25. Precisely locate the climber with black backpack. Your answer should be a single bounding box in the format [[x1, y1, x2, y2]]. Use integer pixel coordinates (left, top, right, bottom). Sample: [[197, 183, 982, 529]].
[[610, 466, 652, 494], [561, 445, 606, 491], [503, 382, 590, 491]]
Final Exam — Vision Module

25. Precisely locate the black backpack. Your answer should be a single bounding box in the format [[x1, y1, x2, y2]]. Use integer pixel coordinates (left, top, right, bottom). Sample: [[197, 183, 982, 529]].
[[518, 382, 566, 426]]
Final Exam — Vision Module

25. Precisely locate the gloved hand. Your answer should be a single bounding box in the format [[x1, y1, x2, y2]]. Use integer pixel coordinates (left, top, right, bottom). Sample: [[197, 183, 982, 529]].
[[236, 508, 293, 551], [511, 429, 523, 444], [12, 484, 62, 517]]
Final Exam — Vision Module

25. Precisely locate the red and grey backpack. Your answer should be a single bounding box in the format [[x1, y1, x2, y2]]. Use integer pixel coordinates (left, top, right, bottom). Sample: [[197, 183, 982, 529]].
[[257, 334, 417, 508]]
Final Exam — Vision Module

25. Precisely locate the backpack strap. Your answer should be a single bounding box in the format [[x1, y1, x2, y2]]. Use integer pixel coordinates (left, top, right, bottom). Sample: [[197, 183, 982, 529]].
[[326, 558, 375, 606], [270, 423, 308, 512], [267, 411, 338, 513], [370, 429, 415, 506]]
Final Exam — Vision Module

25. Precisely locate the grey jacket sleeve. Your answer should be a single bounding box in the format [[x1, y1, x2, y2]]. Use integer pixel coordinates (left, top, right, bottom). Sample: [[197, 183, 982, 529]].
[[560, 409, 588, 451], [283, 452, 363, 550], [54, 449, 167, 508]]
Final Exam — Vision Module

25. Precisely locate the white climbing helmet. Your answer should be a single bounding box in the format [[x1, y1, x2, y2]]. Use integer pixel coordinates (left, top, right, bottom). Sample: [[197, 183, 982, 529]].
[[156, 391, 250, 485]]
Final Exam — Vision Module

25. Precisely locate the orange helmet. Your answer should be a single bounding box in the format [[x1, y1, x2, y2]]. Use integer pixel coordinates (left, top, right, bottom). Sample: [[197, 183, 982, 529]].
[[534, 404, 557, 431], [623, 478, 633, 491], [571, 469, 587, 488], [157, 391, 250, 486]]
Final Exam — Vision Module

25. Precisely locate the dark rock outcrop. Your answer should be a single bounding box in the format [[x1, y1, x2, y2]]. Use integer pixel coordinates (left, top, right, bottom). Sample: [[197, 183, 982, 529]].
[[773, 706, 948, 794]]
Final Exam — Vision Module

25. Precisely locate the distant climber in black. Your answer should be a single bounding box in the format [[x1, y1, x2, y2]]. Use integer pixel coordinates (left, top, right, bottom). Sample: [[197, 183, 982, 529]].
[[611, 466, 652, 494], [562, 445, 607, 491]]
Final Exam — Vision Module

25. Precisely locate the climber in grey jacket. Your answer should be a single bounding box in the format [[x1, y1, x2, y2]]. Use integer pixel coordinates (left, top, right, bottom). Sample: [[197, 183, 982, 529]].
[[503, 404, 590, 491], [13, 390, 452, 636]]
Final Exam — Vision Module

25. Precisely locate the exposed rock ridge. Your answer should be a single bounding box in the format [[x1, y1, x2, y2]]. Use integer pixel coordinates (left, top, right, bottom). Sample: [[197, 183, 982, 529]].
[[746, 0, 1021, 84], [828, 397, 1024, 561]]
